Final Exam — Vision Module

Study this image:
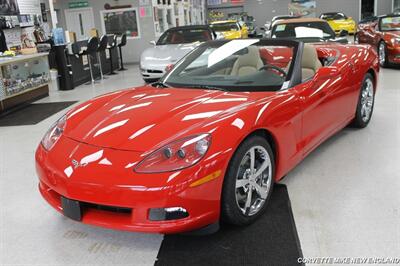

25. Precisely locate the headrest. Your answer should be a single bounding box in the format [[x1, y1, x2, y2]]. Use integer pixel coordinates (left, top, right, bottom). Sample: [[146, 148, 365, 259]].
[[236, 46, 262, 67], [302, 44, 322, 71]]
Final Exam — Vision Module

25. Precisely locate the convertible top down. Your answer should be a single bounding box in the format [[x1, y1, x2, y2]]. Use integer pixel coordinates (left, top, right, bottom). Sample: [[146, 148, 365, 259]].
[[36, 39, 379, 234]]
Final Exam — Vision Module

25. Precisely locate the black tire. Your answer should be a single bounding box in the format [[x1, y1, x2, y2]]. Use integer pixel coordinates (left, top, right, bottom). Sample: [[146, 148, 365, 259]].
[[352, 73, 375, 128], [378, 41, 389, 68], [221, 135, 275, 226]]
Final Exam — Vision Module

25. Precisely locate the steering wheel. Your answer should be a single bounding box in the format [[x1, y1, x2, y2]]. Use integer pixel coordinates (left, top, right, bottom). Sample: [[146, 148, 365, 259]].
[[258, 64, 287, 78]]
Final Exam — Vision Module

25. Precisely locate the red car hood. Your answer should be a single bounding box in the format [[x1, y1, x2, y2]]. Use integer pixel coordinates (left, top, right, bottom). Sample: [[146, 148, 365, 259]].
[[64, 86, 258, 151]]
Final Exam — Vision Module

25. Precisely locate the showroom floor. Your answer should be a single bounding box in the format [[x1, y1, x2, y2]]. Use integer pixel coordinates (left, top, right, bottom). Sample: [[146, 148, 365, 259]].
[[1, 63, 399, 265]]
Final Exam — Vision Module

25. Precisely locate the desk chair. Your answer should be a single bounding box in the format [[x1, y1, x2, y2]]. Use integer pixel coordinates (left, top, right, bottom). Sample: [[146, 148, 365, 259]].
[[107, 35, 118, 75], [82, 37, 99, 85], [97, 34, 108, 80]]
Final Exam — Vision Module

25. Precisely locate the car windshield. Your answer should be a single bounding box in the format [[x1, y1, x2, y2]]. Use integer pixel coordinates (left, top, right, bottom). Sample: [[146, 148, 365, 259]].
[[321, 13, 346, 20], [211, 22, 239, 32], [157, 28, 213, 45], [380, 16, 400, 31], [161, 40, 298, 92], [272, 22, 335, 39]]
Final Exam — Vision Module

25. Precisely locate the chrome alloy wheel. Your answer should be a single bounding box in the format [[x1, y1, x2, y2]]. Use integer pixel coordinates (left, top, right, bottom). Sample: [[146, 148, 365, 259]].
[[379, 42, 386, 66], [361, 78, 374, 122], [235, 146, 272, 216]]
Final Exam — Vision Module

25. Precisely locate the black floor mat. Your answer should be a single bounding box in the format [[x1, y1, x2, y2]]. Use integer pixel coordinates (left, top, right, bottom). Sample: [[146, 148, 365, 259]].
[[156, 184, 303, 266], [0, 101, 77, 126]]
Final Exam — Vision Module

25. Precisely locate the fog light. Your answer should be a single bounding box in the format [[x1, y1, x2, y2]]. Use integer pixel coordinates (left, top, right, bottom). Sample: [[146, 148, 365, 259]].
[[149, 207, 189, 221]]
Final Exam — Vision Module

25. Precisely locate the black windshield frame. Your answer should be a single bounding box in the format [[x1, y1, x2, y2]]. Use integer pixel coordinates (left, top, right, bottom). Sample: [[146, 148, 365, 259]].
[[160, 39, 303, 92], [271, 21, 336, 40]]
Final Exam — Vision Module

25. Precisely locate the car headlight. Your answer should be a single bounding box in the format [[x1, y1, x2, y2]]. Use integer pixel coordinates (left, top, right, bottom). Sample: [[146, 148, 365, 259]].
[[41, 115, 66, 151], [135, 134, 211, 173]]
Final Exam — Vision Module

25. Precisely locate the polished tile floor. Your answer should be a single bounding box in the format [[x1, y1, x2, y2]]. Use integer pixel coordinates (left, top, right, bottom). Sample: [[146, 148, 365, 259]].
[[0, 64, 399, 265]]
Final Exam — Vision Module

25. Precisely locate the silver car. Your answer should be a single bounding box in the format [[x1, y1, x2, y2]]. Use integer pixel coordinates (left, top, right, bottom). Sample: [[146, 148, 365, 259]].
[[140, 25, 215, 83]]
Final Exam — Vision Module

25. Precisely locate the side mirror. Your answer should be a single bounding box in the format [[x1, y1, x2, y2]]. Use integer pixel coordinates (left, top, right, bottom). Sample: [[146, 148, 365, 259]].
[[314, 66, 339, 80], [149, 40, 156, 45], [339, 30, 348, 37], [260, 27, 266, 31]]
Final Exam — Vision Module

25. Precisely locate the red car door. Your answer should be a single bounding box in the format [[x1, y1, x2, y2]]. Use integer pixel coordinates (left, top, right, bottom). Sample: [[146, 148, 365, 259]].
[[296, 66, 356, 157]]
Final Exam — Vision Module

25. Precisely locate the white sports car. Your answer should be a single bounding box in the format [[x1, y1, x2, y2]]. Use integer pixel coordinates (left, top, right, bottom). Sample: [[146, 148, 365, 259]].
[[140, 25, 216, 83]]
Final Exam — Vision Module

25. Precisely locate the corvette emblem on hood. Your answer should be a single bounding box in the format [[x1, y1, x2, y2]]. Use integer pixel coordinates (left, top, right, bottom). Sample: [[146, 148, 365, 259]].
[[71, 159, 88, 169]]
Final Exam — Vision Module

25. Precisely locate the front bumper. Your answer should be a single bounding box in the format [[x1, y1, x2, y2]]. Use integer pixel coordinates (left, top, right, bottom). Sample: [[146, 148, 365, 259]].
[[36, 136, 226, 234], [139, 65, 165, 81], [140, 69, 164, 81]]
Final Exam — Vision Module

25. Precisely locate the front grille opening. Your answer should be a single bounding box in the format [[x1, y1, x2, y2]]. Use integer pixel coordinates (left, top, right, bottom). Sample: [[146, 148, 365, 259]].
[[82, 202, 132, 214], [149, 207, 189, 221], [147, 69, 163, 74]]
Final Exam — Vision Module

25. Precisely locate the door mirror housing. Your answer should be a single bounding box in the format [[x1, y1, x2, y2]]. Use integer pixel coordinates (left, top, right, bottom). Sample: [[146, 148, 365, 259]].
[[150, 40, 156, 45]]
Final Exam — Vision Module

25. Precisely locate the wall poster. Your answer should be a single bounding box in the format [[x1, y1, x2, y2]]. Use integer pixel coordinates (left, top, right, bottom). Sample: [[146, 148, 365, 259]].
[[288, 0, 316, 18], [100, 8, 140, 38]]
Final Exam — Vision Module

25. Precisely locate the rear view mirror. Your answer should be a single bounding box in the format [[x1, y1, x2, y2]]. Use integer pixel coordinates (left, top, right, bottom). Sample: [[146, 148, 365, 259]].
[[150, 40, 156, 45]]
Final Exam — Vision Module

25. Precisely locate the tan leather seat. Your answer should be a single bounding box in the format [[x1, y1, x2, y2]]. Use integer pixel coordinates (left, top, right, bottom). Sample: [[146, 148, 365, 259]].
[[231, 46, 263, 76], [302, 44, 322, 80]]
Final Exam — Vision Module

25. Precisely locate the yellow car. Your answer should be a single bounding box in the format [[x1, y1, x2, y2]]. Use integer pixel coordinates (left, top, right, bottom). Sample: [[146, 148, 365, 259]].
[[320, 12, 356, 35], [210, 20, 248, 39]]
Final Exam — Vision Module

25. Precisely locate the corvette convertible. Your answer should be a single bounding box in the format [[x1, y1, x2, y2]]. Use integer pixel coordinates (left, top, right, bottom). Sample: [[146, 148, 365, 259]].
[[320, 12, 356, 35], [36, 39, 379, 234], [355, 14, 400, 67]]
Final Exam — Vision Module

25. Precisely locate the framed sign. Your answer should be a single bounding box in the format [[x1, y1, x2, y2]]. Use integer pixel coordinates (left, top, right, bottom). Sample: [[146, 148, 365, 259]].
[[288, 0, 316, 18], [0, 0, 19, 15], [100, 8, 141, 38]]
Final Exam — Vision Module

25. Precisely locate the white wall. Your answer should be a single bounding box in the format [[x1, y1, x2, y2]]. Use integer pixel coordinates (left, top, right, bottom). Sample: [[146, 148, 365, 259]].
[[376, 0, 394, 16], [53, 0, 206, 63]]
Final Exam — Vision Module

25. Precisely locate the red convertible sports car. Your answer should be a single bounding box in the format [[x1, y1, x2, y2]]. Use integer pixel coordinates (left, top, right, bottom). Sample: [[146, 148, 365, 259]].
[[355, 14, 400, 67], [36, 39, 379, 234]]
